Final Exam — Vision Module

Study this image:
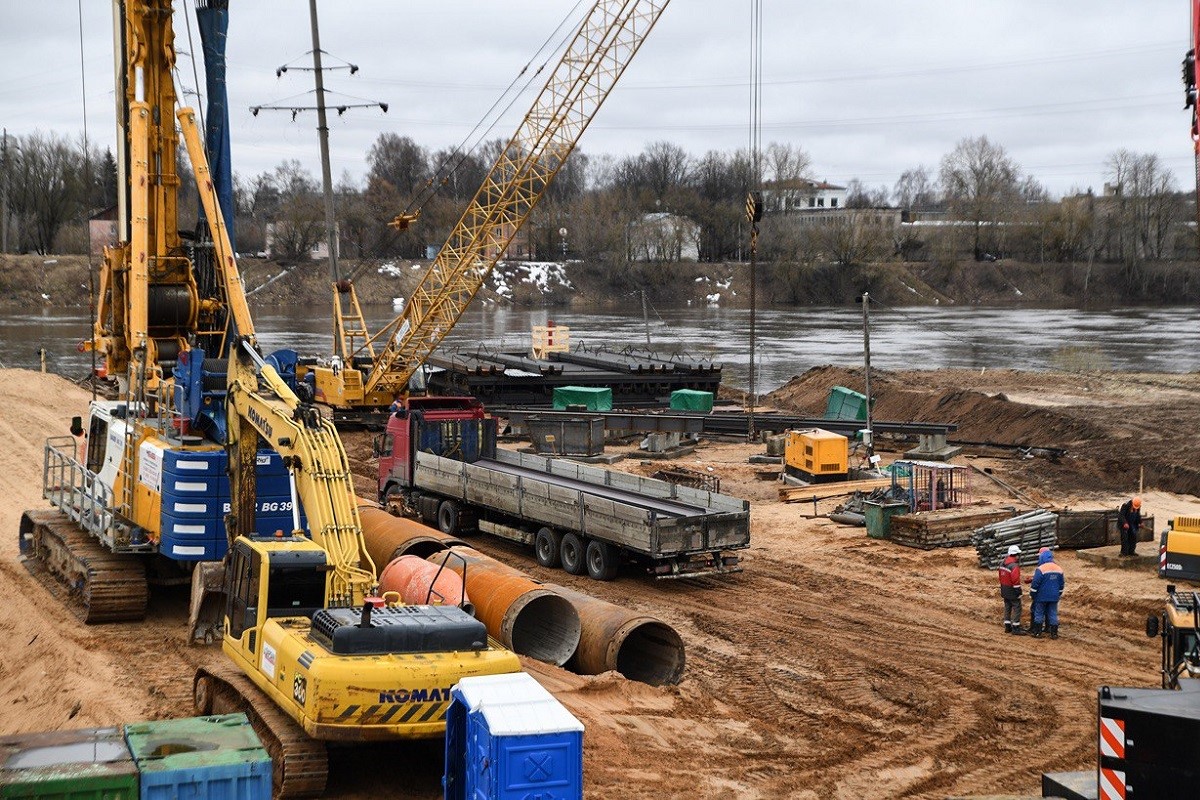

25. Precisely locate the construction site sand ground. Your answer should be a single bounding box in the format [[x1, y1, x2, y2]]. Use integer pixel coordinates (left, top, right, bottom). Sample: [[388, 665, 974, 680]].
[[2, 366, 1198, 799]]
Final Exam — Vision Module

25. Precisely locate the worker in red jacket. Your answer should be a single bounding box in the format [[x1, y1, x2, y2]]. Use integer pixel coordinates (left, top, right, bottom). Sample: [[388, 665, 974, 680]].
[[998, 544, 1026, 635]]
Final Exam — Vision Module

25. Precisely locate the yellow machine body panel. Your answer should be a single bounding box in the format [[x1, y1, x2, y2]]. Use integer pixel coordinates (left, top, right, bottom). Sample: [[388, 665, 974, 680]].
[[785, 428, 849, 479], [1160, 518, 1200, 582], [222, 537, 521, 741], [307, 365, 392, 410]]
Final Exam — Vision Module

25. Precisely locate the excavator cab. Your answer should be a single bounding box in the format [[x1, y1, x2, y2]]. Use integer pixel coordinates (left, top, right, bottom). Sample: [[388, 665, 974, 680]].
[[1147, 585, 1200, 689]]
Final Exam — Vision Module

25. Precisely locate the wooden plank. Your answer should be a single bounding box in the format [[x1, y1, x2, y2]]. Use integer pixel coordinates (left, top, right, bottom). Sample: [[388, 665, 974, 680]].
[[778, 477, 894, 504]]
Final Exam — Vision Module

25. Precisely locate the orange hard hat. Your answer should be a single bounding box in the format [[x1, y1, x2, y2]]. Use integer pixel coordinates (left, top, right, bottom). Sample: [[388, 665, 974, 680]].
[[1131, 497, 1142, 509]]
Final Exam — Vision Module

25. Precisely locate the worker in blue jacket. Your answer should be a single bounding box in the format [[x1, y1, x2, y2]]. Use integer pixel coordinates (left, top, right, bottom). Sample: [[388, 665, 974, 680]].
[[1029, 547, 1065, 639]]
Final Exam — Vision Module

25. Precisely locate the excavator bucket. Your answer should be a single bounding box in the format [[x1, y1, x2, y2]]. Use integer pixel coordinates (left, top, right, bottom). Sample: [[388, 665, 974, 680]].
[[188, 561, 227, 644]]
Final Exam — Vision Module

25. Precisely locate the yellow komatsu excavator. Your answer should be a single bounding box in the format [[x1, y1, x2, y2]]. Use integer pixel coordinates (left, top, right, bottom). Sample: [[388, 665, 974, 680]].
[[193, 336, 520, 797], [306, 0, 671, 418]]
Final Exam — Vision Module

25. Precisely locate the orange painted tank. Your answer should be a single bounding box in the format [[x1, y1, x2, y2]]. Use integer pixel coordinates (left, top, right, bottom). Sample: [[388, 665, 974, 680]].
[[378, 554, 474, 616]]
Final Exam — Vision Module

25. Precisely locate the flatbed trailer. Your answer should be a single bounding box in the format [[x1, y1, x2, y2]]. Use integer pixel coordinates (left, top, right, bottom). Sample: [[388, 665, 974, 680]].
[[378, 398, 750, 580]]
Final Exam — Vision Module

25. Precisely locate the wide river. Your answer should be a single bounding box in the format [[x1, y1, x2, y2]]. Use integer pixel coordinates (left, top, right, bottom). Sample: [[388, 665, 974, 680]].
[[2, 304, 1195, 391]]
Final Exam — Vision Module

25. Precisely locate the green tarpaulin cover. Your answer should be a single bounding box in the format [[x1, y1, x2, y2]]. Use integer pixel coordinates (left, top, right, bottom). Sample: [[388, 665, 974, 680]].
[[824, 385, 869, 421], [669, 389, 714, 412], [552, 386, 613, 411]]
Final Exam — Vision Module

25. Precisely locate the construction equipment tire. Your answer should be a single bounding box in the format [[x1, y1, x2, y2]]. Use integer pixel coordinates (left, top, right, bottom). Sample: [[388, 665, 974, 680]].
[[585, 539, 619, 581], [535, 527, 561, 568], [560, 533, 586, 575], [437, 500, 462, 535]]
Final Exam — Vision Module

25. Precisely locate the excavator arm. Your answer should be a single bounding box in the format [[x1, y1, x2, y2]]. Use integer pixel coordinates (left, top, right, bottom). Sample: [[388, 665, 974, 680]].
[[355, 0, 670, 399], [225, 337, 375, 606]]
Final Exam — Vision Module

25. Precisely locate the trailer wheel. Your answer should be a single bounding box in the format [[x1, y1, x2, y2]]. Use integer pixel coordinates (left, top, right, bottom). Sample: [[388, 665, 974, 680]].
[[585, 540, 619, 581], [535, 528, 562, 568], [560, 533, 586, 575], [437, 500, 462, 534]]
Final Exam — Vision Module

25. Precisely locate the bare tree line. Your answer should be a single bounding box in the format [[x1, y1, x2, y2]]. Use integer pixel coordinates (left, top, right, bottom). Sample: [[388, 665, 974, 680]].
[[2, 129, 1186, 280]]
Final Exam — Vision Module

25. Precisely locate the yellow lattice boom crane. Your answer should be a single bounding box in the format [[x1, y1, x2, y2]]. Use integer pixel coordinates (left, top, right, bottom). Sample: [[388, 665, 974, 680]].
[[309, 0, 671, 413]]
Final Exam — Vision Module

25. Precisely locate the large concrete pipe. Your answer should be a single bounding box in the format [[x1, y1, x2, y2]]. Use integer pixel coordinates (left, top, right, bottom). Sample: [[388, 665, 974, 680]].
[[379, 554, 474, 617], [357, 500, 466, 566], [548, 584, 686, 687], [429, 547, 580, 667]]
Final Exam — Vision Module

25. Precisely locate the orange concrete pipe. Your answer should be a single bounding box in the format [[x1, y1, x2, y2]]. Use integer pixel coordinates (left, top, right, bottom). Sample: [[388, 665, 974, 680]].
[[356, 500, 466, 567], [548, 584, 686, 686], [428, 547, 580, 667], [378, 555, 474, 617]]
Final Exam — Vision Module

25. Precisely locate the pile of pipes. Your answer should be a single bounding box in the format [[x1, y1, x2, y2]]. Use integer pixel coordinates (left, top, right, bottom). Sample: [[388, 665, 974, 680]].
[[971, 509, 1058, 569], [357, 501, 686, 687]]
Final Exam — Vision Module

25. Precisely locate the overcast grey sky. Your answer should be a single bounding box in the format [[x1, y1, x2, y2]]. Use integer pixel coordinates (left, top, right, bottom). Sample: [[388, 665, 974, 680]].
[[0, 1, 1188, 198]]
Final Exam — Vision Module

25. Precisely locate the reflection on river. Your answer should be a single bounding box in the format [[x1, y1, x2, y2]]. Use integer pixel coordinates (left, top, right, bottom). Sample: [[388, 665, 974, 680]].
[[2, 303, 1196, 391]]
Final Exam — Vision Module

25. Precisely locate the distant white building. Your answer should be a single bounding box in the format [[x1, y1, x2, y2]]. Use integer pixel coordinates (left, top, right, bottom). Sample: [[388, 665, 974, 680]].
[[263, 222, 340, 260], [627, 212, 700, 262], [761, 179, 847, 213]]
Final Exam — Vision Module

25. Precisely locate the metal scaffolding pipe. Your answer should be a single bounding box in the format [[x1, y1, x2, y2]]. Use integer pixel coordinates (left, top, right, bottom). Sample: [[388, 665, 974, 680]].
[[548, 583, 686, 687], [356, 500, 466, 564], [430, 547, 580, 667]]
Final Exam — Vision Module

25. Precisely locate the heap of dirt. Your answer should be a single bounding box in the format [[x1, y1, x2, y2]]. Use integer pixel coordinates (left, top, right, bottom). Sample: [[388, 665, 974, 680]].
[[4, 366, 1200, 799], [766, 365, 1200, 498]]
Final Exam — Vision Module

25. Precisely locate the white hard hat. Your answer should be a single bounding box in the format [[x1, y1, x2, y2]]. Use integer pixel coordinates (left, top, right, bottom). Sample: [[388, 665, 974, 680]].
[[1007, 545, 1022, 556]]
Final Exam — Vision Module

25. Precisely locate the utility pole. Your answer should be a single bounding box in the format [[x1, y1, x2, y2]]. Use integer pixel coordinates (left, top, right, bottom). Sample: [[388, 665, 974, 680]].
[[307, 0, 339, 284], [2, 128, 10, 256], [250, 0, 387, 277], [862, 291, 874, 459]]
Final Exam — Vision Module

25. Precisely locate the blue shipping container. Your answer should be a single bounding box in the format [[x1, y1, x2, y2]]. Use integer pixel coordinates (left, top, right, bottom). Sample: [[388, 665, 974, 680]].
[[124, 714, 271, 800], [445, 673, 583, 800]]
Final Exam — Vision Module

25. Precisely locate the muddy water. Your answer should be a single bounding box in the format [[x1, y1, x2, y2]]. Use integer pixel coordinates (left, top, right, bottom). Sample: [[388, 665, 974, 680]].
[[3, 304, 1196, 390]]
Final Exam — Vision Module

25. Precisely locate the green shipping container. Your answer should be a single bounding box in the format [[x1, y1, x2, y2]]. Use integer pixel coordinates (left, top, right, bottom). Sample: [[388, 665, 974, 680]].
[[669, 389, 714, 412], [552, 386, 612, 411], [824, 386, 869, 422], [0, 727, 138, 800]]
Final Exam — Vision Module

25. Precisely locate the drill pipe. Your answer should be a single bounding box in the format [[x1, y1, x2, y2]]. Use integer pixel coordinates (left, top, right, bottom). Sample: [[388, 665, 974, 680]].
[[427, 547, 580, 667], [547, 583, 686, 687], [356, 500, 466, 565], [378, 554, 475, 617]]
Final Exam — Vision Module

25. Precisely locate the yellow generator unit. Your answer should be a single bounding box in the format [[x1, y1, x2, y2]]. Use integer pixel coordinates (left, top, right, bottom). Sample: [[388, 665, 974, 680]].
[[784, 428, 848, 484], [1160, 516, 1200, 582]]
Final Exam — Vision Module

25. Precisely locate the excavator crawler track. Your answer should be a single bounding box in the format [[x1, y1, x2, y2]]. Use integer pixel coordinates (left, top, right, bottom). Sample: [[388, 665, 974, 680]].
[[194, 666, 328, 799], [19, 509, 148, 623]]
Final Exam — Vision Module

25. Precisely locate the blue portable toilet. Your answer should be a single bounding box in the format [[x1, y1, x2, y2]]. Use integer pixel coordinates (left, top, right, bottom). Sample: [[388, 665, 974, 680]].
[[444, 673, 584, 800]]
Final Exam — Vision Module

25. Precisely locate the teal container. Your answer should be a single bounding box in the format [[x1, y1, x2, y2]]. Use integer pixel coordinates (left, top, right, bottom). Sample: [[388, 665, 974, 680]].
[[552, 386, 613, 411], [0, 727, 138, 800], [864, 501, 909, 540], [669, 389, 714, 412], [824, 386, 869, 421], [124, 715, 270, 800]]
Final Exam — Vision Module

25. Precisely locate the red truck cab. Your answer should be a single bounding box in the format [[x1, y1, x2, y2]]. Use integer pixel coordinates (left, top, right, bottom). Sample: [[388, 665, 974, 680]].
[[376, 396, 493, 501]]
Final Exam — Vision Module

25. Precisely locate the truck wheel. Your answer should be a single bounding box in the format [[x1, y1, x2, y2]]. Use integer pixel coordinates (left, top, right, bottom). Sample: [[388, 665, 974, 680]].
[[560, 533, 586, 575], [437, 500, 462, 534], [585, 540, 619, 581], [535, 528, 562, 568]]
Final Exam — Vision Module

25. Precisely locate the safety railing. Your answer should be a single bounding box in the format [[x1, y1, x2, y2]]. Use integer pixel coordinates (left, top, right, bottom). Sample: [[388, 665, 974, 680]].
[[42, 436, 134, 551]]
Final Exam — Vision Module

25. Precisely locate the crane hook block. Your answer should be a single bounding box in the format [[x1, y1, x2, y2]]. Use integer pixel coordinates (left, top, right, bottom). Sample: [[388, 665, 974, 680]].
[[389, 211, 420, 231]]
